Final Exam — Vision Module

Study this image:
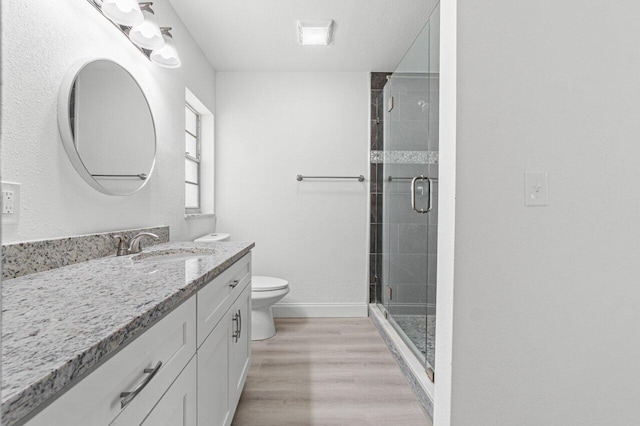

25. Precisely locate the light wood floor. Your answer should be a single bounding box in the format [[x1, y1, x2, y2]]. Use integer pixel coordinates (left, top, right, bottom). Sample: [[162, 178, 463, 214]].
[[231, 318, 431, 426]]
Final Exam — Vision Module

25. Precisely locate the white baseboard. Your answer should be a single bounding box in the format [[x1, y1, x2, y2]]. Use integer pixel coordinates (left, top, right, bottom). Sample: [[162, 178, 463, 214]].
[[272, 303, 368, 318]]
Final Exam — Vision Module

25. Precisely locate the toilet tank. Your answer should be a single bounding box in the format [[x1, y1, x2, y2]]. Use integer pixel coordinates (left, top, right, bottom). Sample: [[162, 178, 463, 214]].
[[193, 233, 230, 242]]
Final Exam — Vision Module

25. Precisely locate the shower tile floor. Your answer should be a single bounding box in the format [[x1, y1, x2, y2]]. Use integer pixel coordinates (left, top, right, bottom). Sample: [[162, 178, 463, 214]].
[[394, 314, 435, 367]]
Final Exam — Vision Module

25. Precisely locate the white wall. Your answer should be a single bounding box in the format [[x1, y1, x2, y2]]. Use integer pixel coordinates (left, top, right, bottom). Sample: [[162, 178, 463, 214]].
[[1, 0, 216, 243], [433, 0, 456, 423], [215, 72, 369, 316], [449, 1, 640, 424]]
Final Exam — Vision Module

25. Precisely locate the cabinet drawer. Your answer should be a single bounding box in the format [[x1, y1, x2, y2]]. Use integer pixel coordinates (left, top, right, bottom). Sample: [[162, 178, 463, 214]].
[[27, 297, 196, 426], [140, 356, 196, 426], [197, 253, 251, 347]]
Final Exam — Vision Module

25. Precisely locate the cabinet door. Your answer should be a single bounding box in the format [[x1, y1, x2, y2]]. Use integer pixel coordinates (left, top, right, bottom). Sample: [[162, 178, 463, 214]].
[[140, 357, 197, 426], [229, 284, 252, 413], [197, 313, 231, 426]]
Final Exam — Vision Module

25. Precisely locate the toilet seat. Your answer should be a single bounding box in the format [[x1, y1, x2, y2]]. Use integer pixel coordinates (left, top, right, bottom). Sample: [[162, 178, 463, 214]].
[[252, 276, 289, 292]]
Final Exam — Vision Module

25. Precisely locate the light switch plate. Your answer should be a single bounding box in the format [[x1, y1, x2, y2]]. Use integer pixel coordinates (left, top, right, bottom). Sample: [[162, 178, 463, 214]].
[[2, 182, 21, 224], [524, 172, 548, 206]]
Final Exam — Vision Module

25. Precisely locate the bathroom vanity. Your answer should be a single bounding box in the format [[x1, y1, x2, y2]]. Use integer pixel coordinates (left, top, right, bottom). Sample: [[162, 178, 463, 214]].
[[1, 241, 254, 426]]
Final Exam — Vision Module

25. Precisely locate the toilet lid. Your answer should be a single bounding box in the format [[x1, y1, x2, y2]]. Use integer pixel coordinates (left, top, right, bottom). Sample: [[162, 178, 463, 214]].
[[252, 276, 289, 292], [194, 233, 230, 242]]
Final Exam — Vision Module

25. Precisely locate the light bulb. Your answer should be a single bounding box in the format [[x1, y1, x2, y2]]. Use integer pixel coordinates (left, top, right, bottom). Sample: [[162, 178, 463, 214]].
[[101, 0, 144, 27], [130, 9, 164, 50], [150, 30, 181, 68]]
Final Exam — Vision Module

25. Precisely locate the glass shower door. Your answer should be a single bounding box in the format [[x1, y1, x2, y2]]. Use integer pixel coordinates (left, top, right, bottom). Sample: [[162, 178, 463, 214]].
[[380, 5, 439, 378]]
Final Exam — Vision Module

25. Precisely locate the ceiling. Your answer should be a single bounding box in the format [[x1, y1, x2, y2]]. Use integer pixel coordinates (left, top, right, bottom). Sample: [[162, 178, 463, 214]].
[[168, 0, 437, 72]]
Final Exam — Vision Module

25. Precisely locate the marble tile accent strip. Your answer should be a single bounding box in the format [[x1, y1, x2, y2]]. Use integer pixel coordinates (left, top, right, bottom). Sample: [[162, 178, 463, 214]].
[[369, 304, 434, 421], [1, 241, 255, 426], [1, 226, 170, 279], [370, 150, 439, 165]]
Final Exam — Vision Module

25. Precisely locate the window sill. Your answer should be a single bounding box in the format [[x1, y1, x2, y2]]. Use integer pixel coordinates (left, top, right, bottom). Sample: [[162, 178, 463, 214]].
[[184, 213, 216, 220]]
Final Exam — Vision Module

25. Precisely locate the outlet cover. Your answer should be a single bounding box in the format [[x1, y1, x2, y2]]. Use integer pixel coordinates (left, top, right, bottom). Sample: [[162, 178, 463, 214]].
[[2, 182, 20, 224]]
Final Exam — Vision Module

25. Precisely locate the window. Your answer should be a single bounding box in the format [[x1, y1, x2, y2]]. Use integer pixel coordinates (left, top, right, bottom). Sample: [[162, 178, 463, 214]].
[[185, 103, 201, 213], [184, 88, 214, 217]]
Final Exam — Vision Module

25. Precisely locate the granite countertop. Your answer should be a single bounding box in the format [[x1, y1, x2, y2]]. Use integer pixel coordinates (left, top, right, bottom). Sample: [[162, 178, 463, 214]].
[[1, 241, 255, 426]]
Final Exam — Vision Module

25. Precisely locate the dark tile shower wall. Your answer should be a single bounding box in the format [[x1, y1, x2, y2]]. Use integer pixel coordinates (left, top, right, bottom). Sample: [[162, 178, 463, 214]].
[[370, 72, 391, 303]]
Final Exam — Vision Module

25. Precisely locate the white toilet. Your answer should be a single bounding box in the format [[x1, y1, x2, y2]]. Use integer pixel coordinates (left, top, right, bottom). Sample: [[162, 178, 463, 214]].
[[193, 233, 289, 341], [251, 276, 289, 341]]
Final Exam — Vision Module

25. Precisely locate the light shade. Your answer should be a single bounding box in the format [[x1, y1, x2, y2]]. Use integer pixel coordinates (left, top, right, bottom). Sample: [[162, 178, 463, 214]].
[[150, 31, 181, 68], [130, 9, 164, 50], [101, 0, 144, 27], [297, 20, 334, 45]]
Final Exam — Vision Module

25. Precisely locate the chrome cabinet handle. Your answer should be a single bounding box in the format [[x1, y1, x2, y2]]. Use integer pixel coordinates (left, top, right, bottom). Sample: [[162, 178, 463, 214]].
[[411, 175, 432, 214], [120, 361, 162, 409], [232, 312, 240, 342], [229, 279, 240, 288], [232, 309, 242, 343]]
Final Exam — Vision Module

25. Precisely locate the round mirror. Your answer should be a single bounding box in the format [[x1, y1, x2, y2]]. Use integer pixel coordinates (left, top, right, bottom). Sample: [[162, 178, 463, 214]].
[[58, 59, 156, 195]]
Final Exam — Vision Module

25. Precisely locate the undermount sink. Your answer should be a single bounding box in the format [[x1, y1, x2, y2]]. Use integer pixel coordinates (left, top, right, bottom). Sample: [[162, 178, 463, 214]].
[[131, 248, 216, 264]]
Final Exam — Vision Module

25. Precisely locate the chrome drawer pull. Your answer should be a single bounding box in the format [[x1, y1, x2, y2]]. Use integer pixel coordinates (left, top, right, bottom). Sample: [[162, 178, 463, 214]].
[[229, 279, 240, 288], [120, 361, 162, 409], [237, 309, 242, 340]]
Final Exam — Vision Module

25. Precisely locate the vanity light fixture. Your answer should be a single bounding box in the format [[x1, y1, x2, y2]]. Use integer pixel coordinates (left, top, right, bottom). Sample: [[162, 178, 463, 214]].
[[88, 0, 181, 68], [129, 4, 164, 50], [150, 28, 182, 68], [297, 19, 334, 45], [100, 0, 144, 27]]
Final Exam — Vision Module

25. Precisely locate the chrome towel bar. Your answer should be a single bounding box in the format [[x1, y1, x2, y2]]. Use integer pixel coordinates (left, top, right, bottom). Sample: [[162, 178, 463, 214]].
[[388, 176, 438, 182], [297, 174, 365, 182]]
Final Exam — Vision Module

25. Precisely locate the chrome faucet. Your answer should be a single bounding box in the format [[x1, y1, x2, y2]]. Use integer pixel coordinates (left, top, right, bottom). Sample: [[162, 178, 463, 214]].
[[113, 232, 160, 256]]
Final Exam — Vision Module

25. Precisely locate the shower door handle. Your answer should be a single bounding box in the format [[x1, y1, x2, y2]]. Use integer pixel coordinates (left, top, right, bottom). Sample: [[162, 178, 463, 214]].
[[411, 175, 432, 214]]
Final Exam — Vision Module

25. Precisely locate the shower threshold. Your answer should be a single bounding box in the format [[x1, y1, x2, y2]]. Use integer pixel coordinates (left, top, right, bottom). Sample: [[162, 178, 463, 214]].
[[369, 304, 434, 421]]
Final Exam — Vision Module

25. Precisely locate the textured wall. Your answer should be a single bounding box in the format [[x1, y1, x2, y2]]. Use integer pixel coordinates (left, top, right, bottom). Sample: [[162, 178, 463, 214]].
[[215, 72, 369, 315], [1, 0, 216, 244]]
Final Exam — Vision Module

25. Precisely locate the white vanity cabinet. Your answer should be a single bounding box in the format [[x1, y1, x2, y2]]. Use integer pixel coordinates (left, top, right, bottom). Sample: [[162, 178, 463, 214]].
[[27, 297, 197, 426], [197, 254, 252, 426], [197, 254, 252, 347], [24, 253, 252, 426]]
